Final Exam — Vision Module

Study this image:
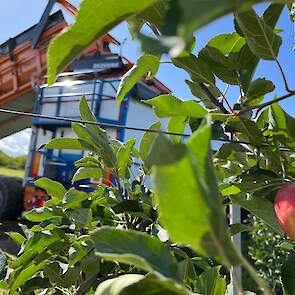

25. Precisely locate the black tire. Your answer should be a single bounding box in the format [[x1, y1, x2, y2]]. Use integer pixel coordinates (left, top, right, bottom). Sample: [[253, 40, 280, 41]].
[[0, 176, 24, 220]]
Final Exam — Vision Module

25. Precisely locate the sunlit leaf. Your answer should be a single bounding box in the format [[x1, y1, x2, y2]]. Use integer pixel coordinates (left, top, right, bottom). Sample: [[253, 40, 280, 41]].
[[140, 122, 161, 161], [72, 167, 102, 183], [117, 138, 136, 178], [153, 123, 240, 267], [34, 178, 66, 204], [25, 207, 57, 223], [145, 94, 207, 118], [117, 54, 160, 104], [207, 33, 246, 55]]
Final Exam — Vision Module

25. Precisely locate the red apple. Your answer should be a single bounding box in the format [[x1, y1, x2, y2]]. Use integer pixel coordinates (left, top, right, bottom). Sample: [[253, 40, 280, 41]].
[[274, 183, 295, 239]]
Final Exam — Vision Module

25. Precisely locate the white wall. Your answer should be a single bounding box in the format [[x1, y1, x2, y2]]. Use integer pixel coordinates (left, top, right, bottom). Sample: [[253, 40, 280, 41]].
[[124, 98, 160, 147]]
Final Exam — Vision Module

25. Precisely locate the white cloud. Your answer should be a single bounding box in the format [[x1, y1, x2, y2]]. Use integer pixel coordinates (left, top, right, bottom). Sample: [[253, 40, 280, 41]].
[[0, 128, 31, 157]]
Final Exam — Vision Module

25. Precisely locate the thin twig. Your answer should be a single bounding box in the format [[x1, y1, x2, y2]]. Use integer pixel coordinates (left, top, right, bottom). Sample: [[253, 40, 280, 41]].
[[219, 90, 235, 114], [275, 58, 293, 93], [199, 83, 230, 114], [239, 91, 295, 114], [223, 84, 230, 97], [219, 83, 235, 113]]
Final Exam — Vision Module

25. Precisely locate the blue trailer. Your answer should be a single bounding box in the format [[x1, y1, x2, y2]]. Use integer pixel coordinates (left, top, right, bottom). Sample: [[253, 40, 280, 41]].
[[22, 55, 169, 212]]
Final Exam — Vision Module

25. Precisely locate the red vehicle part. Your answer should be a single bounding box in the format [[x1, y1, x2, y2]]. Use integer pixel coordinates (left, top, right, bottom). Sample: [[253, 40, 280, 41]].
[[0, 0, 120, 139]]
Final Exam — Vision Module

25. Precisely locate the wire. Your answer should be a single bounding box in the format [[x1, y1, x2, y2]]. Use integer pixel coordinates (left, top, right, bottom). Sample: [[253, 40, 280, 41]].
[[0, 107, 294, 152], [0, 108, 189, 136]]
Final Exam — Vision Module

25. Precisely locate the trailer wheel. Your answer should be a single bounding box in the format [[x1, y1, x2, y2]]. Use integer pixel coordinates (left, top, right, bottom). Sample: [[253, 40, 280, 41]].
[[0, 176, 24, 220]]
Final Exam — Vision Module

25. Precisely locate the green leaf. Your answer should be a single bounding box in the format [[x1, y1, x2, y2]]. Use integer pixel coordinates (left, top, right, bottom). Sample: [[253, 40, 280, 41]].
[[128, 0, 169, 37], [117, 138, 136, 178], [145, 94, 180, 117], [215, 143, 249, 160], [153, 123, 240, 266], [48, 0, 158, 84], [269, 103, 295, 148], [34, 178, 66, 204], [43, 262, 65, 286], [281, 253, 295, 295], [91, 226, 179, 280], [67, 208, 93, 227], [75, 156, 100, 168], [145, 134, 187, 167], [122, 274, 193, 295], [235, 9, 282, 60], [173, 54, 215, 86], [207, 33, 246, 55], [72, 122, 98, 146], [80, 252, 101, 278], [162, 0, 269, 41], [168, 117, 187, 143], [231, 194, 283, 235], [72, 123, 115, 168], [196, 267, 226, 295], [220, 185, 241, 197], [95, 273, 192, 295], [21, 231, 61, 260], [69, 241, 88, 267], [138, 33, 190, 57], [225, 117, 264, 146], [187, 125, 239, 264], [185, 80, 219, 110], [22, 277, 51, 294], [140, 122, 161, 161], [63, 188, 90, 209], [62, 267, 81, 287], [79, 97, 113, 150], [178, 258, 198, 285], [94, 274, 144, 295], [243, 78, 275, 106], [153, 150, 210, 256], [0, 281, 8, 290], [44, 137, 92, 151], [6, 232, 26, 246], [199, 47, 239, 85], [262, 3, 286, 29], [79, 96, 103, 132], [236, 4, 284, 92], [9, 250, 37, 269], [72, 167, 102, 183], [25, 207, 57, 222], [145, 94, 207, 118], [117, 54, 160, 104], [228, 223, 251, 236], [10, 260, 47, 293], [112, 200, 157, 221], [182, 100, 208, 118], [76, 100, 117, 167]]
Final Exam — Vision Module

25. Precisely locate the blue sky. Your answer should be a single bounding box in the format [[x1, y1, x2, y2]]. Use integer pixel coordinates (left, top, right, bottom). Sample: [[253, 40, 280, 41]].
[[0, 0, 294, 155]]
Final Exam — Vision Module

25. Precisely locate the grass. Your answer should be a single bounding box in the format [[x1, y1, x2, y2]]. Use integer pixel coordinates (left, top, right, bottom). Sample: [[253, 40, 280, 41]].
[[0, 167, 24, 178]]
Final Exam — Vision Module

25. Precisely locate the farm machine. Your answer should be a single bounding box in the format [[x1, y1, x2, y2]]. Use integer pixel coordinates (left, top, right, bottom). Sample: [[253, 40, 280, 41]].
[[0, 0, 169, 219]]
